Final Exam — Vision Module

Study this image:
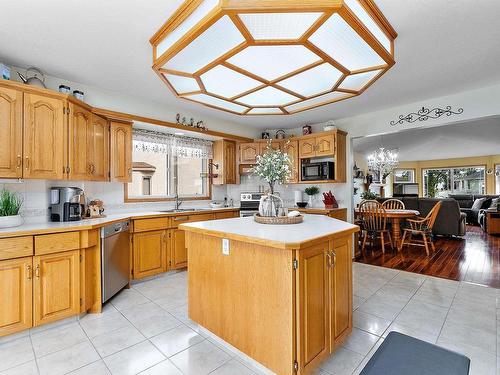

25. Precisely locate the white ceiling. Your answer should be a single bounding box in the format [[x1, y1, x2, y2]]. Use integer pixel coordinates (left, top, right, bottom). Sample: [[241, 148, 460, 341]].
[[1, 0, 500, 129], [353, 117, 500, 161]]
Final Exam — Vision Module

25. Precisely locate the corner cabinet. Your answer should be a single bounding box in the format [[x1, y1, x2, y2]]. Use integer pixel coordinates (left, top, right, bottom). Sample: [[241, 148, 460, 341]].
[[0, 86, 23, 178], [110, 121, 132, 182], [0, 257, 33, 336], [23, 93, 66, 180]]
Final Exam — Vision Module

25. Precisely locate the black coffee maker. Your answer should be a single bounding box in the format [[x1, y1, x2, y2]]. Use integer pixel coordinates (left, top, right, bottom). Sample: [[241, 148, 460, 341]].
[[49, 187, 85, 222]]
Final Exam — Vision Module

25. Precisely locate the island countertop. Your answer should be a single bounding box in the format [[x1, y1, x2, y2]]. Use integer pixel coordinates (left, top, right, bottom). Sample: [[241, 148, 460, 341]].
[[180, 214, 359, 249]]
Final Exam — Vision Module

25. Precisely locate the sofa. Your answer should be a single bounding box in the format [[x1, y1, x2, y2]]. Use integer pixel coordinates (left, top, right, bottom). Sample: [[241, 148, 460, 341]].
[[449, 194, 500, 230], [376, 197, 466, 237]]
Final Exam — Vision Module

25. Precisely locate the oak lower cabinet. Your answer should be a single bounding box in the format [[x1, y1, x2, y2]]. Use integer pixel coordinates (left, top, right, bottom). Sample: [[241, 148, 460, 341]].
[[0, 257, 33, 336], [132, 230, 168, 279], [33, 250, 80, 326], [170, 229, 187, 269], [296, 236, 353, 373]]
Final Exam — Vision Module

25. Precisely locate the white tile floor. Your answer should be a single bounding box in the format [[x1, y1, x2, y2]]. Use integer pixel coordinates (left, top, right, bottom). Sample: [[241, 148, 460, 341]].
[[1, 263, 499, 375]]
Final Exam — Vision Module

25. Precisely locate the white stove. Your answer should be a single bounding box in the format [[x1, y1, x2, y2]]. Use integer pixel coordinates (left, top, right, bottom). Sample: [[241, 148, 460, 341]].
[[239, 192, 264, 217]]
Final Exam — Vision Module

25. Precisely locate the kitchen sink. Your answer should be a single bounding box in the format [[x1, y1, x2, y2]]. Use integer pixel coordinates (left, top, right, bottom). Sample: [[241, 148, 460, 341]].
[[160, 208, 209, 213]]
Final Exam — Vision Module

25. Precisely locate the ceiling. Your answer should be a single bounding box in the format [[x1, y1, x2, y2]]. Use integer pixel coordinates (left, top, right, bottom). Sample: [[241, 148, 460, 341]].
[[1, 0, 500, 129], [353, 117, 500, 161]]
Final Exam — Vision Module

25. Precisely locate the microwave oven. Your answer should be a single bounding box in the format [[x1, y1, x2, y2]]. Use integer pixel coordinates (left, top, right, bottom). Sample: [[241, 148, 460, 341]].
[[301, 162, 334, 181]]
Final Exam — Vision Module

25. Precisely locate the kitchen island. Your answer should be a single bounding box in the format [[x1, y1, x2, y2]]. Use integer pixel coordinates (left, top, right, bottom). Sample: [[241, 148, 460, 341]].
[[180, 215, 359, 375]]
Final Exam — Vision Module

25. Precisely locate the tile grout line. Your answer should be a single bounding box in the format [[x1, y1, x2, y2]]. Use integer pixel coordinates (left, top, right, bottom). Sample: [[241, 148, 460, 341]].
[[28, 333, 41, 375]]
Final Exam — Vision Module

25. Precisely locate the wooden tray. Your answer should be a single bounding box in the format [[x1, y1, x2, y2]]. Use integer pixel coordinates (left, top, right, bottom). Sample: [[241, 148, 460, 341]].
[[254, 214, 303, 225]]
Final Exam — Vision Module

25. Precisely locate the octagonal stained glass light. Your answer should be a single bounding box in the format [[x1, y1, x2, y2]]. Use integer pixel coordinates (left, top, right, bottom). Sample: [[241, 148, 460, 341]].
[[150, 0, 397, 116]]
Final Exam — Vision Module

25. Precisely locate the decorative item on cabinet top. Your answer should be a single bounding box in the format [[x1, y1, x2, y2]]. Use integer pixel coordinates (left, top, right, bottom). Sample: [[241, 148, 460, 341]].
[[17, 67, 46, 88], [175, 113, 207, 131]]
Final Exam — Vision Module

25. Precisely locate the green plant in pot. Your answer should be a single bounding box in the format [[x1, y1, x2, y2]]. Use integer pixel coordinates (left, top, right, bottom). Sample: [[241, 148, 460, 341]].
[[360, 190, 378, 201], [252, 141, 292, 217], [304, 186, 320, 207], [0, 189, 23, 228]]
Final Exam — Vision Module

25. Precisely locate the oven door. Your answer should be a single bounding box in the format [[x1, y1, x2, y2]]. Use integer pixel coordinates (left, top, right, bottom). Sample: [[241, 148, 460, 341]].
[[302, 163, 322, 181], [240, 210, 259, 217]]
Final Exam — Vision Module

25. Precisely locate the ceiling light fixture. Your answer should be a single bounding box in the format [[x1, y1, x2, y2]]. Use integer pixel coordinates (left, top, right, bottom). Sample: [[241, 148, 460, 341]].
[[150, 0, 397, 116]]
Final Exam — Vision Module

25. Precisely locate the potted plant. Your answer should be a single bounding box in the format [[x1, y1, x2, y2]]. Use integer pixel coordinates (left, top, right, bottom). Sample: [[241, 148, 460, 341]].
[[0, 189, 23, 228], [252, 141, 292, 217], [360, 190, 378, 201], [304, 186, 320, 207]]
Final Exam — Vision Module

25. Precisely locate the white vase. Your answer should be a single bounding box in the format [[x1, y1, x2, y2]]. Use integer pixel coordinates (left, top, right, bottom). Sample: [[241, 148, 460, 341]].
[[259, 194, 283, 217], [0, 215, 23, 228], [308, 195, 314, 207]]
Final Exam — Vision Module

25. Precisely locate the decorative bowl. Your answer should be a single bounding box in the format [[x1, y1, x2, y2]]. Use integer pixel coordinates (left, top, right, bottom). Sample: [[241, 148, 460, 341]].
[[296, 202, 308, 208], [0, 215, 23, 229]]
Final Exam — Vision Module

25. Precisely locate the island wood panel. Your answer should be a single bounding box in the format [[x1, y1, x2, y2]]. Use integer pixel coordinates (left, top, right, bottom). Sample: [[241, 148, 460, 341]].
[[186, 232, 295, 375], [0, 85, 23, 178], [0, 257, 33, 337]]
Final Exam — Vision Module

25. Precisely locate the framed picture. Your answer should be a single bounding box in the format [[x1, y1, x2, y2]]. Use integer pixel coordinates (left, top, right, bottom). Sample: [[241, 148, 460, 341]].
[[393, 169, 416, 183]]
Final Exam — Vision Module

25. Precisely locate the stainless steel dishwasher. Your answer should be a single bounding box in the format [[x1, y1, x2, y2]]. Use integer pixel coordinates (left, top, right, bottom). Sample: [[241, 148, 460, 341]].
[[101, 220, 130, 303]]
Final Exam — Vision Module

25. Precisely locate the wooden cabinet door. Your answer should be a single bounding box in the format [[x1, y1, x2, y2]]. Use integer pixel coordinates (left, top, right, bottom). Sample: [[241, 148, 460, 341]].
[[316, 134, 335, 157], [299, 138, 316, 159], [110, 121, 132, 182], [329, 236, 352, 349], [224, 141, 237, 184], [90, 114, 110, 181], [259, 141, 281, 155], [133, 230, 167, 279], [296, 242, 329, 372], [0, 86, 23, 178], [68, 104, 92, 180], [283, 140, 299, 183], [239, 143, 259, 164], [24, 93, 66, 179], [33, 250, 80, 326], [0, 257, 32, 337], [171, 229, 187, 269]]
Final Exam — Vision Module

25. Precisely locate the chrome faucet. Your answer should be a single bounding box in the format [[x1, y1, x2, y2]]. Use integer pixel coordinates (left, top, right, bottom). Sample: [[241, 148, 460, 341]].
[[174, 194, 182, 210]]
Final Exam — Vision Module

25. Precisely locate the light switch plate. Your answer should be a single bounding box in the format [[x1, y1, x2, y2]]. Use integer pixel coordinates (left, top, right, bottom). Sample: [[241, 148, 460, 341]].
[[222, 238, 230, 255]]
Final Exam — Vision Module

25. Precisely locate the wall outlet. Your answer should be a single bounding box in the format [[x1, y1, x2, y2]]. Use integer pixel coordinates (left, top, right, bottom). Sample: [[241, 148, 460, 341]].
[[222, 238, 230, 255]]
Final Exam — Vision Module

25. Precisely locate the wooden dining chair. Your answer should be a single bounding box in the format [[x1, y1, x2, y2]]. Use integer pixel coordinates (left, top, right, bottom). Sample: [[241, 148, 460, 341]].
[[399, 201, 442, 255], [359, 200, 393, 254], [382, 199, 405, 210]]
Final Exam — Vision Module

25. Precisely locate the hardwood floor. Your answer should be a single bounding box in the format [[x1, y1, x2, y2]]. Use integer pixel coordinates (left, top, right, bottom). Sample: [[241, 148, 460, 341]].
[[355, 225, 500, 288]]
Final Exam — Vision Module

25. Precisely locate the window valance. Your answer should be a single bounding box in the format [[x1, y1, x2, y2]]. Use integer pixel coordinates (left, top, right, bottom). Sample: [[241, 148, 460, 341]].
[[133, 129, 213, 159]]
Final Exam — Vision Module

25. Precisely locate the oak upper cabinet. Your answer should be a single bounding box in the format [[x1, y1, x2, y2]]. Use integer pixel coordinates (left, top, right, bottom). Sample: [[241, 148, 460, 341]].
[[296, 242, 329, 372], [212, 140, 237, 185], [68, 103, 92, 180], [298, 138, 316, 159], [316, 134, 336, 157], [0, 257, 33, 337], [258, 140, 281, 155], [170, 228, 187, 269], [283, 140, 299, 183], [0, 86, 23, 178], [329, 237, 352, 347], [23, 93, 66, 179], [132, 230, 167, 279], [33, 250, 80, 326], [110, 121, 132, 182], [89, 114, 110, 181], [239, 142, 259, 164]]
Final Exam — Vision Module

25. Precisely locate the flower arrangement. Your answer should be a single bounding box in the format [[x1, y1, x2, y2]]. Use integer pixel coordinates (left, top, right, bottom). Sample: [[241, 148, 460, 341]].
[[252, 141, 292, 194]]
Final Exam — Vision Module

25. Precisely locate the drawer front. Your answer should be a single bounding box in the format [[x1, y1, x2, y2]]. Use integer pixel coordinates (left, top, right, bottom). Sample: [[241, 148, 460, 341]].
[[133, 217, 171, 233], [35, 232, 80, 255], [214, 211, 238, 220], [0, 236, 33, 260], [171, 213, 214, 228]]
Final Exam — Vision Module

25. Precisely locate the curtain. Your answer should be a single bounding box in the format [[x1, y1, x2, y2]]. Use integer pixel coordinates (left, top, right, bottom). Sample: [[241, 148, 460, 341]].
[[133, 129, 213, 159]]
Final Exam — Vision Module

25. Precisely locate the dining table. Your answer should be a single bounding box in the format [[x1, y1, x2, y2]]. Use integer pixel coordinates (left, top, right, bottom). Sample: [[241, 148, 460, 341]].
[[355, 208, 420, 248]]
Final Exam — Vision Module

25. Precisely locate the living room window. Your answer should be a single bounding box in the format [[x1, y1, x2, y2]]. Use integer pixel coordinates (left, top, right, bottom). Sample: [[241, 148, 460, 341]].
[[126, 129, 211, 201], [423, 166, 485, 198]]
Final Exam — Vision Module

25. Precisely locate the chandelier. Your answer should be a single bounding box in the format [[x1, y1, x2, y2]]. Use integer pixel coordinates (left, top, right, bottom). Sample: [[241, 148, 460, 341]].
[[367, 147, 399, 177], [150, 0, 397, 116]]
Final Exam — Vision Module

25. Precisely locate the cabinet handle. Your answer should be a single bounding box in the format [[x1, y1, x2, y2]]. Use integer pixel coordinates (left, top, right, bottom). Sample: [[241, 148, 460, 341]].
[[326, 252, 332, 268], [27, 265, 32, 280], [92, 164, 96, 174], [331, 251, 336, 268], [174, 216, 189, 221], [35, 265, 40, 278], [128, 168, 132, 176], [25, 156, 29, 170], [16, 155, 22, 169]]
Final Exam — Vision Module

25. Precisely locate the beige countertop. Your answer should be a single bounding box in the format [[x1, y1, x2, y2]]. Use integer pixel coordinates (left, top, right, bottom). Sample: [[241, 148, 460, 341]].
[[181, 214, 359, 250], [0, 207, 239, 238]]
